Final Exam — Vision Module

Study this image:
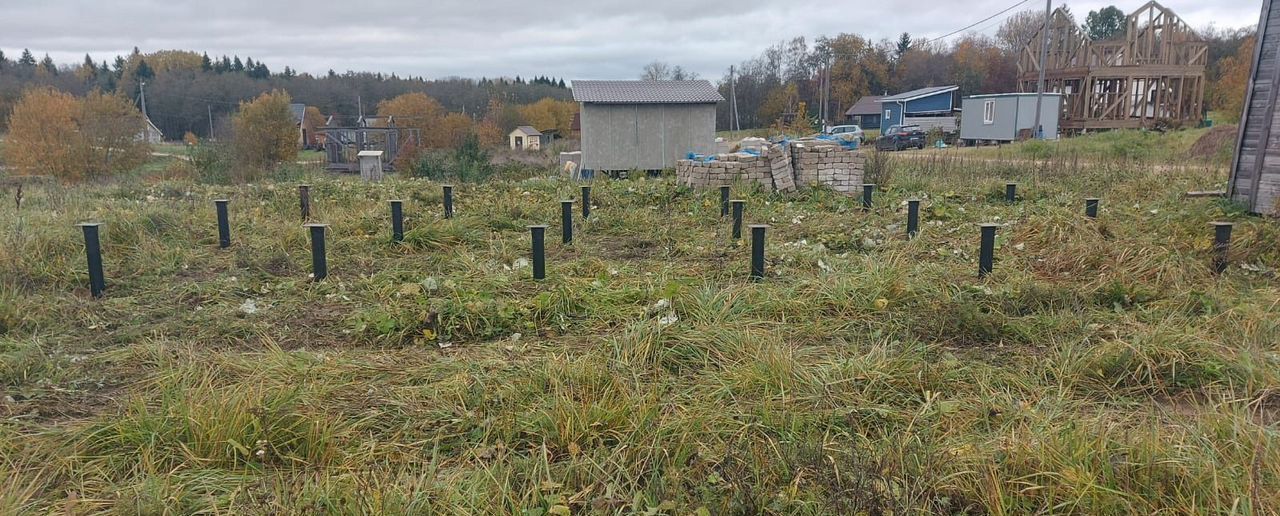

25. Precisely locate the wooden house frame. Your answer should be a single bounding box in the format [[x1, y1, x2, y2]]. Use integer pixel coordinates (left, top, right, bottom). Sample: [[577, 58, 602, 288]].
[[319, 116, 418, 172], [1016, 1, 1207, 131]]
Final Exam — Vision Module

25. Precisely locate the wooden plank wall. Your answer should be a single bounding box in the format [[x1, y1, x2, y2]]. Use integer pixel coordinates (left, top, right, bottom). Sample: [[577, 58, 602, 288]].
[[1231, 0, 1280, 215]]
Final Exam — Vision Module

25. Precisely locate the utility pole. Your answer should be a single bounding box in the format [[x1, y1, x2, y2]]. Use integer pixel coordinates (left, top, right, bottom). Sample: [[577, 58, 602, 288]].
[[1032, 0, 1051, 140], [729, 65, 740, 133], [207, 105, 215, 139]]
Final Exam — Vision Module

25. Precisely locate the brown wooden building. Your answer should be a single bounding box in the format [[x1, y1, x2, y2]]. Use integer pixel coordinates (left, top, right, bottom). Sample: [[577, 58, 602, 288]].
[[1016, 1, 1206, 132], [1229, 0, 1280, 215]]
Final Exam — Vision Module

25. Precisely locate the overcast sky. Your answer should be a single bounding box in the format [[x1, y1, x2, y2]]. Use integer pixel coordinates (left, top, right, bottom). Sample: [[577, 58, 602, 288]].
[[0, 0, 1263, 81]]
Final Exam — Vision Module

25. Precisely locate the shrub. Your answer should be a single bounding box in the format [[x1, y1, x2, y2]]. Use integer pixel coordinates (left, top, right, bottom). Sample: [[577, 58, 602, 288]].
[[232, 90, 298, 170]]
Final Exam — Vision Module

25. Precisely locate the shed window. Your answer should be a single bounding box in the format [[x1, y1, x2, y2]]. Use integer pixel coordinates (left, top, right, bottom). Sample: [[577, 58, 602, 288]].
[[884, 109, 891, 120], [982, 101, 995, 125]]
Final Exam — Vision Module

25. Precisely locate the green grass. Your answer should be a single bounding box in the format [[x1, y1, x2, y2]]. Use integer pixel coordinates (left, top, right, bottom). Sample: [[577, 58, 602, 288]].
[[0, 150, 1278, 513], [940, 127, 1232, 166]]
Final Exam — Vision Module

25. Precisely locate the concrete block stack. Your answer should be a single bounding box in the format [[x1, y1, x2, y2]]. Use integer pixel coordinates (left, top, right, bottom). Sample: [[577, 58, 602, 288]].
[[768, 144, 796, 192], [676, 141, 865, 195], [790, 143, 865, 195]]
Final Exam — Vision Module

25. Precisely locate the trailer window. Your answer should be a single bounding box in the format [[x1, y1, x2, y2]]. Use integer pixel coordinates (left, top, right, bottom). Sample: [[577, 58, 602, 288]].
[[983, 101, 995, 125]]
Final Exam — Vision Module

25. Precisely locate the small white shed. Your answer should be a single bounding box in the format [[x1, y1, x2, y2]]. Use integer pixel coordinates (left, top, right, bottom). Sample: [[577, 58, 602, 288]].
[[510, 126, 543, 150], [358, 150, 384, 181]]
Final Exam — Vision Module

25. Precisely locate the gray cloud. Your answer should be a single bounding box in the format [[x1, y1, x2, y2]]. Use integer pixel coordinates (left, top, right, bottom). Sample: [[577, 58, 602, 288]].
[[0, 0, 1262, 80]]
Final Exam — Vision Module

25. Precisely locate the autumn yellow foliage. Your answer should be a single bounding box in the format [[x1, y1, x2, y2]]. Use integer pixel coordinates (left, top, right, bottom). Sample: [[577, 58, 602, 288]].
[[4, 87, 150, 181], [232, 90, 298, 169], [517, 98, 577, 135]]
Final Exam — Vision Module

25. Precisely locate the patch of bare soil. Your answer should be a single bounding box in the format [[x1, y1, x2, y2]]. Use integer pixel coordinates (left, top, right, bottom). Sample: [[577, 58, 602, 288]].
[[1189, 125, 1237, 160]]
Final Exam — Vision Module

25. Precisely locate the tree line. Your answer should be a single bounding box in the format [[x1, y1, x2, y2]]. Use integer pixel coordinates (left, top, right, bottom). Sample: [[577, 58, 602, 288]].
[[0, 48, 573, 140]]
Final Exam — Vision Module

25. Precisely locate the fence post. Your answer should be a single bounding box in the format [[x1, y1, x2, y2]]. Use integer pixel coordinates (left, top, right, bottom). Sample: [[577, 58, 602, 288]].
[[390, 200, 404, 243], [215, 199, 231, 248], [862, 184, 875, 211], [749, 224, 768, 280], [1211, 222, 1234, 274], [529, 225, 547, 280], [581, 185, 591, 218], [978, 223, 999, 278], [731, 200, 745, 240], [77, 223, 105, 298], [1005, 182, 1017, 203], [305, 223, 329, 281], [299, 184, 311, 222]]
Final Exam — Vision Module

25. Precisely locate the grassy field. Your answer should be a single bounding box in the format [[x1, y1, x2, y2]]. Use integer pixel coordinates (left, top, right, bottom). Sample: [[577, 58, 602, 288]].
[[916, 126, 1238, 166], [1, 149, 1279, 513]]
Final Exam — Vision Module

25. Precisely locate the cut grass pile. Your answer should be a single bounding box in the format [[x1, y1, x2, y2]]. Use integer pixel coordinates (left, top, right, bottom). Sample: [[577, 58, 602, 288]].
[[0, 155, 1278, 514]]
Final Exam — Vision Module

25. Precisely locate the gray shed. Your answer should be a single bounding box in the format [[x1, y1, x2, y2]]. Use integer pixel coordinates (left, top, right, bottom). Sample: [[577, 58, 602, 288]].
[[1229, 0, 1280, 215], [959, 93, 1062, 144], [572, 80, 723, 172]]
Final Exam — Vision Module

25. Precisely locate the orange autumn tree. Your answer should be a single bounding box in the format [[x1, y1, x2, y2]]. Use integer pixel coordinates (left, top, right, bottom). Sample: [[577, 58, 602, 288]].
[[4, 87, 149, 181], [75, 91, 150, 176], [377, 92, 446, 148], [232, 89, 298, 169], [1209, 35, 1256, 125]]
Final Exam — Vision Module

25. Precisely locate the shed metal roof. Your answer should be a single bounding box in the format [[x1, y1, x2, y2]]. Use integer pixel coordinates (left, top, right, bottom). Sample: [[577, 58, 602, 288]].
[[881, 85, 959, 102], [290, 103, 307, 124], [964, 92, 1064, 99], [571, 80, 724, 104], [845, 95, 886, 116], [511, 126, 542, 136]]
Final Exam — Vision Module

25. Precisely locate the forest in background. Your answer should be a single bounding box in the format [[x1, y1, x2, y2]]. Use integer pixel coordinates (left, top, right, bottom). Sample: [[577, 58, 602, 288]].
[[0, 4, 1262, 145]]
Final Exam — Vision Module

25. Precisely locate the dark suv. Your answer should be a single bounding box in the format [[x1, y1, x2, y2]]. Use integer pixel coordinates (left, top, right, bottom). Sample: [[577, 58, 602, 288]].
[[875, 124, 926, 151]]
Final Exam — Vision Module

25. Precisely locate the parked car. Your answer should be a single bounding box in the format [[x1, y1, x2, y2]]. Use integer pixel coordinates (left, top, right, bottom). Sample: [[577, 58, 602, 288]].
[[875, 124, 926, 151], [825, 124, 865, 143]]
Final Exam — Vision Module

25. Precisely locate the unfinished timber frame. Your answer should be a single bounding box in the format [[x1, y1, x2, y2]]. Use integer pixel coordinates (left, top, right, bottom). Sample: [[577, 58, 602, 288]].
[[320, 116, 419, 173], [1017, 1, 1207, 131]]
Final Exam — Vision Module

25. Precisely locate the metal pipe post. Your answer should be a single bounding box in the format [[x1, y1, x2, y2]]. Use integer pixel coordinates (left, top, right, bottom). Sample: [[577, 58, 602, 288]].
[[1005, 182, 1017, 203], [442, 185, 454, 219], [299, 184, 311, 222], [581, 185, 591, 218], [979, 223, 999, 278], [1085, 197, 1099, 218], [529, 225, 547, 280], [906, 199, 920, 238], [215, 199, 230, 248], [862, 184, 875, 211], [731, 200, 745, 240], [77, 223, 105, 298], [561, 200, 574, 244], [390, 200, 404, 243], [1211, 222, 1234, 274], [749, 224, 768, 281], [305, 223, 329, 281], [720, 185, 730, 217]]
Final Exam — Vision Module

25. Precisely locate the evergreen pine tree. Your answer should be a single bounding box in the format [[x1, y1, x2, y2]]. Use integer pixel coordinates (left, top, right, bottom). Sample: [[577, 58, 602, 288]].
[[19, 49, 36, 66], [0, 49, 7, 69], [232, 56, 244, 72], [82, 54, 97, 79], [39, 54, 57, 74], [112, 56, 127, 77], [134, 58, 154, 80], [201, 52, 212, 71]]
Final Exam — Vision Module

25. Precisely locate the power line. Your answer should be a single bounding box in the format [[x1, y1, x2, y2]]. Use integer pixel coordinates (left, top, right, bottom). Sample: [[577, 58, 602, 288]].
[[923, 0, 1037, 45]]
